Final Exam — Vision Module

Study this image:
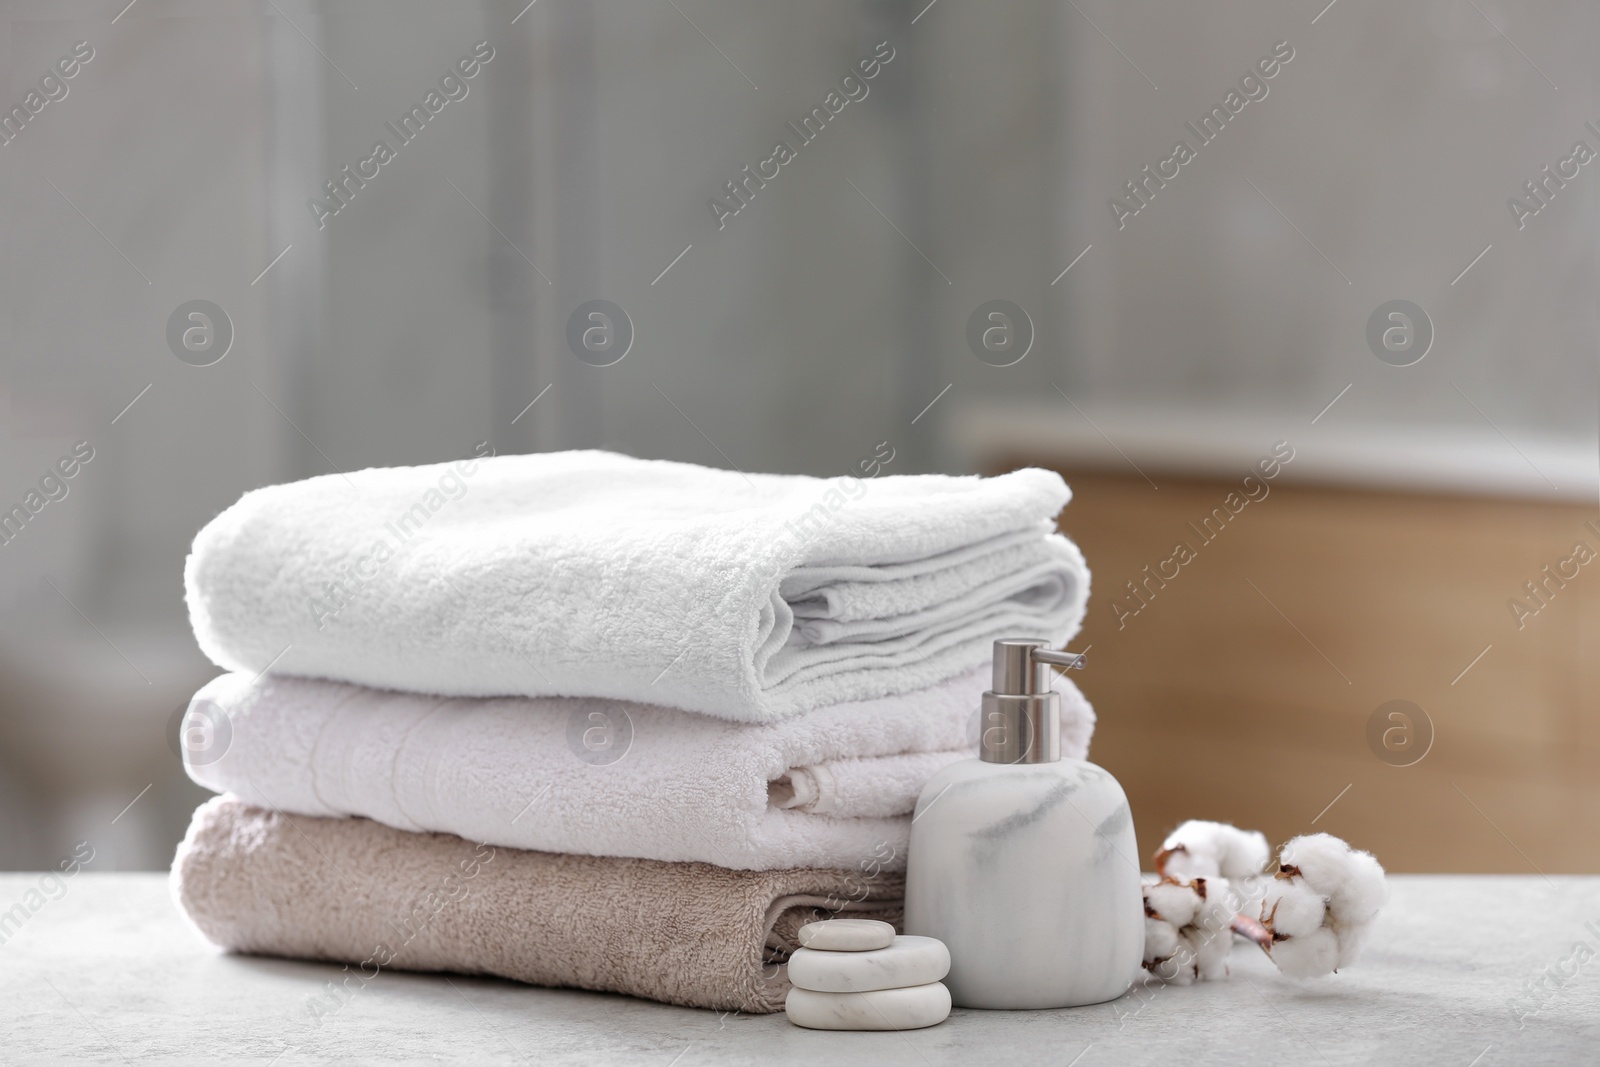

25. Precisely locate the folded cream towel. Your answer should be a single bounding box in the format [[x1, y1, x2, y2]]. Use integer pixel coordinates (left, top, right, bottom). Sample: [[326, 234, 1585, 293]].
[[181, 667, 1096, 870], [172, 797, 902, 1013], [184, 450, 1087, 721]]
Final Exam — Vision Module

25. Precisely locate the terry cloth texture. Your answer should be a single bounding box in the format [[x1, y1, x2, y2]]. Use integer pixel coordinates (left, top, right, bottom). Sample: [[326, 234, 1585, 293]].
[[181, 666, 1097, 870], [171, 797, 903, 1013], [184, 450, 1088, 721]]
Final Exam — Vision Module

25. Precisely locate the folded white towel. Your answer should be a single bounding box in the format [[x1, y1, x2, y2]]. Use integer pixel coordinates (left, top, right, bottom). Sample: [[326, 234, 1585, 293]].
[[185, 450, 1088, 721], [181, 667, 1096, 871]]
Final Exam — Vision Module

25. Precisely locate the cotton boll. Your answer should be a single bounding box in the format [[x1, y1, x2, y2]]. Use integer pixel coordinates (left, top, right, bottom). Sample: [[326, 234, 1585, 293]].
[[1192, 878, 1237, 932], [1145, 879, 1200, 928], [1260, 880, 1326, 938], [1145, 917, 1180, 961], [1158, 955, 1199, 985], [1209, 871, 1268, 920], [1278, 833, 1361, 897], [1141, 879, 1192, 983], [1326, 849, 1388, 927], [1191, 925, 1234, 981], [1190, 879, 1242, 963], [1155, 820, 1270, 881], [1218, 828, 1271, 880], [1334, 918, 1377, 969], [1196, 895, 1241, 947], [1148, 943, 1198, 985], [1145, 825, 1390, 984], [1143, 876, 1231, 984], [1270, 927, 1340, 978], [1263, 834, 1388, 979], [1154, 820, 1227, 879], [1328, 849, 1387, 969]]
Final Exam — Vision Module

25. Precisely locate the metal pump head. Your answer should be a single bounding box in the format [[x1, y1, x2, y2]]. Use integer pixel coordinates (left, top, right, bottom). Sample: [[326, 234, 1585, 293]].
[[979, 640, 1087, 765]]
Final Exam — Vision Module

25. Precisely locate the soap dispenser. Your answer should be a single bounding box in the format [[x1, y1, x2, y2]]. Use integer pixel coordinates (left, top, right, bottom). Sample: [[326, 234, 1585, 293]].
[[904, 640, 1144, 1009]]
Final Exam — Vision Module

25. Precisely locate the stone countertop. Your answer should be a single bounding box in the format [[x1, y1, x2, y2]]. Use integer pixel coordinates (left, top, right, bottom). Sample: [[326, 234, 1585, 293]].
[[3, 874, 1596, 1064]]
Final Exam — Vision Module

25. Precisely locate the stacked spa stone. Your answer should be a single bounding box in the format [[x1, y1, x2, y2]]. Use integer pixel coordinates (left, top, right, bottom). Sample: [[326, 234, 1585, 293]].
[[784, 919, 952, 1030]]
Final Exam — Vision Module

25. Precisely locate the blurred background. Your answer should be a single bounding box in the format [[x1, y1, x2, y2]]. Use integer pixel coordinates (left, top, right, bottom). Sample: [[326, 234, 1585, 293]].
[[2, 0, 1596, 873]]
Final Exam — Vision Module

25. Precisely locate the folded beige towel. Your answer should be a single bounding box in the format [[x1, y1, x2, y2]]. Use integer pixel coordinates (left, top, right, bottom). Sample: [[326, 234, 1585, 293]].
[[172, 797, 903, 1013]]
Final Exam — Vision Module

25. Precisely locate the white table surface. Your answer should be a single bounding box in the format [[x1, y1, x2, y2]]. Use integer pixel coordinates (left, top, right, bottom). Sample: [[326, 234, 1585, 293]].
[[3, 874, 1597, 1064]]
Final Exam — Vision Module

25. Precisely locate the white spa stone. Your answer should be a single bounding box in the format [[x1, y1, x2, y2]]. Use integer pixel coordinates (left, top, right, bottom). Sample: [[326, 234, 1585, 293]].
[[788, 935, 950, 993], [794, 918, 896, 952], [784, 982, 952, 1031]]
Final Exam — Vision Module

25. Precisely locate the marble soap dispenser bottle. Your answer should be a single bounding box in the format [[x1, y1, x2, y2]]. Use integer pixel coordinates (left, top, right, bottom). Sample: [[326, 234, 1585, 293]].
[[905, 640, 1144, 1009]]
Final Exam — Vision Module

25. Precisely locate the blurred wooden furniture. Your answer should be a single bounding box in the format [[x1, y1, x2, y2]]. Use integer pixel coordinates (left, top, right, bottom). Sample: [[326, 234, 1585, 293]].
[[1002, 464, 1599, 873]]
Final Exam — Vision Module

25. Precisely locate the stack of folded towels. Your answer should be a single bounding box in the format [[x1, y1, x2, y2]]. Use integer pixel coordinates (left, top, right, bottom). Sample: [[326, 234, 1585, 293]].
[[171, 449, 1094, 1013]]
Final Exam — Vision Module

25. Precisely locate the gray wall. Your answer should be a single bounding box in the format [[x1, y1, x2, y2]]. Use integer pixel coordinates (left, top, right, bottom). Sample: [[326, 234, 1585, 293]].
[[1, 0, 1595, 868]]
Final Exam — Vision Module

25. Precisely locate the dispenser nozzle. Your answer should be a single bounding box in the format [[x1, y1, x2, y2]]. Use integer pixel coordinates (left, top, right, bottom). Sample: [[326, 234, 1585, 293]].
[[1031, 649, 1086, 671], [980, 641, 1088, 764], [989, 640, 1088, 697]]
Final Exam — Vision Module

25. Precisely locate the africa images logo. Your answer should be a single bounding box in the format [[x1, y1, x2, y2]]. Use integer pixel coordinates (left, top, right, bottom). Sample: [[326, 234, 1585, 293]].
[[708, 41, 896, 231], [307, 42, 495, 229], [1108, 39, 1294, 230]]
